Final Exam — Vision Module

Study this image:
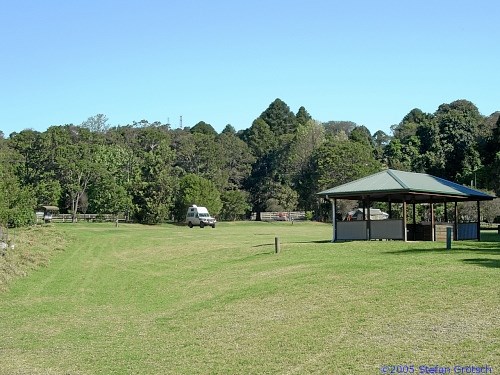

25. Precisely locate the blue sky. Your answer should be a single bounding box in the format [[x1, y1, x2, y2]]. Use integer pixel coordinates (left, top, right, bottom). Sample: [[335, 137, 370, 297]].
[[1, 0, 499, 137]]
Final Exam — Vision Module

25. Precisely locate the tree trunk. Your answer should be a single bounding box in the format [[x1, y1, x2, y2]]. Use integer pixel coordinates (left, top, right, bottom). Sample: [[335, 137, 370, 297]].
[[72, 194, 80, 223], [256, 211, 261, 221]]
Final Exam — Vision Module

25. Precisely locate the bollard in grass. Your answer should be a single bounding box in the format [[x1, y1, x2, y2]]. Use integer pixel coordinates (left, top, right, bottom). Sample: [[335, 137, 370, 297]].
[[275, 237, 280, 254], [446, 227, 452, 250]]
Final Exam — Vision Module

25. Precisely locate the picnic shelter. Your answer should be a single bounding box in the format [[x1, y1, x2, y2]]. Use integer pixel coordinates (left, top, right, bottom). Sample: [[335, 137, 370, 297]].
[[317, 169, 496, 242]]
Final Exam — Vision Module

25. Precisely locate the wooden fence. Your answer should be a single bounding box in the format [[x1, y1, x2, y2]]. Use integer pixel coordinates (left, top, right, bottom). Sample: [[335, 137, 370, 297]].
[[250, 211, 306, 221], [37, 213, 127, 224]]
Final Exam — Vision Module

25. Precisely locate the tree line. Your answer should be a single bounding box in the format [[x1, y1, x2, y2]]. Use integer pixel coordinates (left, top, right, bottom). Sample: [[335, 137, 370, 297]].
[[0, 98, 499, 227]]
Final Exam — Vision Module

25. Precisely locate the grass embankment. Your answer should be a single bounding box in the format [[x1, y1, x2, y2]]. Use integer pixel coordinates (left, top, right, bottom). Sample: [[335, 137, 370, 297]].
[[0, 222, 499, 374], [0, 225, 67, 292]]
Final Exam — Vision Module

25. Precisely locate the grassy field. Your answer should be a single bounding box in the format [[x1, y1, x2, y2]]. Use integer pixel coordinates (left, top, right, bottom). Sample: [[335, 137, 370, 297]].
[[0, 221, 499, 374]]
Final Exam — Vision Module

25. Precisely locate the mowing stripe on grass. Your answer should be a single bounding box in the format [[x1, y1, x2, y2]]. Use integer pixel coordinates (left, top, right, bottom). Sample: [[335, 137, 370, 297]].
[[1, 222, 499, 374]]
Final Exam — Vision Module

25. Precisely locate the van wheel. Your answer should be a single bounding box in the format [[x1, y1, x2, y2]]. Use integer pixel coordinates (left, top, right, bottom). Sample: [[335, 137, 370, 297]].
[[188, 222, 193, 228], [200, 222, 205, 228], [211, 224, 215, 228]]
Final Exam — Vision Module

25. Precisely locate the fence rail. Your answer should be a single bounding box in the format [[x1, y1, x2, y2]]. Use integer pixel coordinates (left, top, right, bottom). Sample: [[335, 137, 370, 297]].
[[250, 211, 306, 221], [36, 213, 127, 223]]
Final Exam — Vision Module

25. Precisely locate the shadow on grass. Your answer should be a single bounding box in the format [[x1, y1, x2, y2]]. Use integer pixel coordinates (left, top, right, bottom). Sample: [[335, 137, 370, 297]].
[[253, 243, 274, 248], [384, 239, 500, 269], [253, 240, 332, 248], [480, 232, 500, 242], [385, 240, 500, 255], [289, 240, 333, 244], [251, 251, 275, 257], [462, 258, 500, 269]]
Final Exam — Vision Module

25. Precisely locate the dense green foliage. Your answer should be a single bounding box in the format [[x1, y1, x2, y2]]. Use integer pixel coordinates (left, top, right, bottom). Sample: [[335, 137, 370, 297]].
[[387, 101, 498, 186], [0, 99, 499, 226], [0, 137, 36, 227], [172, 174, 223, 222]]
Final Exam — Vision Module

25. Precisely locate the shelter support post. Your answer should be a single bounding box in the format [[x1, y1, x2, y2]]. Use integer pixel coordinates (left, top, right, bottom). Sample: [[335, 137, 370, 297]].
[[367, 198, 371, 240], [331, 199, 337, 243], [477, 200, 481, 242], [388, 201, 392, 219], [402, 201, 407, 242], [454, 202, 458, 240], [412, 200, 416, 241], [431, 202, 435, 241], [444, 201, 448, 222]]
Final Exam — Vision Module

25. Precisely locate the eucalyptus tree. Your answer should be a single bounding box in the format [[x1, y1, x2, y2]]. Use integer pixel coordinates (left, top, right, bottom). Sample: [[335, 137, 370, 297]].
[[313, 137, 382, 191], [483, 114, 500, 165], [80, 113, 110, 134], [173, 130, 228, 190], [172, 128, 254, 192], [8, 129, 42, 186], [386, 108, 440, 173], [217, 132, 254, 190], [480, 116, 500, 195], [131, 124, 177, 224], [50, 126, 99, 222], [372, 130, 391, 160], [384, 138, 418, 171], [414, 119, 445, 174], [86, 144, 134, 217], [323, 121, 356, 138], [282, 120, 325, 210]]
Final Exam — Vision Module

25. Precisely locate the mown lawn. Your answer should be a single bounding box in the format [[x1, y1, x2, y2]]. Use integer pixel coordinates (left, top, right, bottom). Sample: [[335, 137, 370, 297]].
[[0, 222, 499, 374]]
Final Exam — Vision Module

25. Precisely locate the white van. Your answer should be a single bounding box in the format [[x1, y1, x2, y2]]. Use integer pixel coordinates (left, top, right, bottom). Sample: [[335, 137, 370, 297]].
[[185, 205, 216, 228]]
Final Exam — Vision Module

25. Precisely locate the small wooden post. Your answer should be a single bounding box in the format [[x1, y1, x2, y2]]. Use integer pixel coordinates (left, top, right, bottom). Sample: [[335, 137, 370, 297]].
[[275, 237, 280, 254]]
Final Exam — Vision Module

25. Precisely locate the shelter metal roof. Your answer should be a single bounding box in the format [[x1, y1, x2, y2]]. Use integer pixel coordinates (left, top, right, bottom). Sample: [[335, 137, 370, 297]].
[[317, 169, 496, 203]]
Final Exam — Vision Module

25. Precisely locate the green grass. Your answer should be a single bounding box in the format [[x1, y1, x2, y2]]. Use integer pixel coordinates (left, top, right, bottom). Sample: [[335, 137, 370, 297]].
[[1, 222, 499, 374]]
